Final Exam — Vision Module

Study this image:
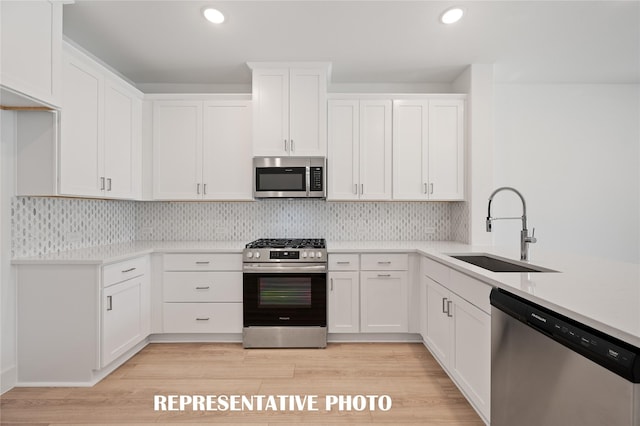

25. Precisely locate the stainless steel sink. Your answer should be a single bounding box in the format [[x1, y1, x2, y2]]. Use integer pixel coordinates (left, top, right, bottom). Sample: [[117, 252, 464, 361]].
[[449, 254, 556, 273]]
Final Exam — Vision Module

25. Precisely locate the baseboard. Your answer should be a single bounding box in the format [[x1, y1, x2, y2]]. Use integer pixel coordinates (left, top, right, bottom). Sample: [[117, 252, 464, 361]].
[[149, 333, 243, 343], [1, 365, 17, 394], [328, 333, 422, 343]]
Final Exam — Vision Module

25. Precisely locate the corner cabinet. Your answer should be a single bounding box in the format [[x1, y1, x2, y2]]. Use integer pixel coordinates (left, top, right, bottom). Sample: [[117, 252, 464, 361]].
[[249, 63, 328, 157], [152, 99, 252, 200], [0, 0, 62, 107], [15, 42, 143, 200], [327, 99, 392, 200], [393, 98, 465, 201], [16, 255, 150, 385], [421, 256, 490, 423]]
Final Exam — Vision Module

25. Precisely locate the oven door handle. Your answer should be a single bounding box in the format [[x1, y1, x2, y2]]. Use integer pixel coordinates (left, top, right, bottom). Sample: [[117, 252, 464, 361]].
[[243, 264, 327, 273]]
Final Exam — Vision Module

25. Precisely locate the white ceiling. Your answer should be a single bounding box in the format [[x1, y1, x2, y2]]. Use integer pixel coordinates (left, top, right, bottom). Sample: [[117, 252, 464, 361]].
[[62, 1, 640, 91]]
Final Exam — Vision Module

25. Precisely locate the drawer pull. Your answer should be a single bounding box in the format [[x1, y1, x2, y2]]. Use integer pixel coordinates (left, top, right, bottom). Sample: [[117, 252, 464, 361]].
[[196, 317, 210, 321], [106, 296, 113, 311], [377, 261, 392, 265], [121, 267, 137, 273], [195, 261, 211, 265], [195, 286, 210, 290], [336, 261, 351, 265], [377, 274, 391, 278]]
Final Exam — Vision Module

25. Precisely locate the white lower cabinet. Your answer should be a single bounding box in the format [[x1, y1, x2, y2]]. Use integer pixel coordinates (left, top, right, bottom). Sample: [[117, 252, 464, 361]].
[[102, 271, 150, 367], [16, 255, 150, 385], [161, 253, 243, 333], [360, 271, 408, 333], [328, 271, 360, 333], [421, 256, 491, 423]]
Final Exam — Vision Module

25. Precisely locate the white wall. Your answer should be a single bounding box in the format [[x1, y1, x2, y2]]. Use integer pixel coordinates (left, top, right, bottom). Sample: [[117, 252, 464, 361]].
[[493, 84, 640, 263], [1, 110, 17, 392]]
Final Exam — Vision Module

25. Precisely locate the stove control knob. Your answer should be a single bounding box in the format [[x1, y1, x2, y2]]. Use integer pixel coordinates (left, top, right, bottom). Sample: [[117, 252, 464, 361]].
[[316, 251, 323, 258], [302, 252, 308, 258], [246, 252, 253, 258], [309, 252, 316, 258], [254, 252, 261, 259]]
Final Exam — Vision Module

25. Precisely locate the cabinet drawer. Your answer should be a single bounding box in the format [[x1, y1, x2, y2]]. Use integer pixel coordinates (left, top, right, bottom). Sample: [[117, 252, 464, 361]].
[[449, 270, 492, 314], [163, 303, 242, 333], [163, 272, 242, 302], [328, 254, 359, 271], [421, 256, 450, 286], [360, 253, 408, 271], [103, 256, 148, 288], [163, 253, 242, 271]]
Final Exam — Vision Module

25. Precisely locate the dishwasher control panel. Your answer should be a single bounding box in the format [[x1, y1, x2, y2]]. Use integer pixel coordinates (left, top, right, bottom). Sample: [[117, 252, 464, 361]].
[[491, 288, 640, 383]]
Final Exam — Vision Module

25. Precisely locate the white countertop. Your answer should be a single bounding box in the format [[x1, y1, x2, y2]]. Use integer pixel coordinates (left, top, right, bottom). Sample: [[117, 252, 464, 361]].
[[13, 240, 640, 348]]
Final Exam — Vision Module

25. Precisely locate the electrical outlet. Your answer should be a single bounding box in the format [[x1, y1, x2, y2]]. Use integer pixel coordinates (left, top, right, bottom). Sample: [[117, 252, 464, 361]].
[[66, 232, 81, 243], [140, 227, 154, 238], [425, 227, 436, 235]]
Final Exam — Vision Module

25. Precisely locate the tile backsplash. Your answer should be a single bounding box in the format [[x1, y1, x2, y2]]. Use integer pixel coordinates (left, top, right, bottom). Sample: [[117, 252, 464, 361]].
[[12, 197, 469, 257]]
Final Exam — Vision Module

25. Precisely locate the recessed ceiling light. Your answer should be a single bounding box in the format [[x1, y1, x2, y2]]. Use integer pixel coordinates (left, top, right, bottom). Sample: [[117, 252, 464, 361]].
[[203, 8, 225, 24], [441, 7, 464, 24]]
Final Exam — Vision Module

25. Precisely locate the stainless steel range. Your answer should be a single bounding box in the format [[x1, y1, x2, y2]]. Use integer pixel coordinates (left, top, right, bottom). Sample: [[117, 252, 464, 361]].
[[242, 238, 327, 348]]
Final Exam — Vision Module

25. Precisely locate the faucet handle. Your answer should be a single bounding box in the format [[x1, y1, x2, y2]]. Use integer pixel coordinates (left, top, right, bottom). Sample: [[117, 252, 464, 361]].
[[527, 228, 537, 244]]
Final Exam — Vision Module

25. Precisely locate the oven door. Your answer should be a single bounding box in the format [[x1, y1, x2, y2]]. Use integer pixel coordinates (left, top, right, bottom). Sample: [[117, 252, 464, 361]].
[[243, 269, 327, 327]]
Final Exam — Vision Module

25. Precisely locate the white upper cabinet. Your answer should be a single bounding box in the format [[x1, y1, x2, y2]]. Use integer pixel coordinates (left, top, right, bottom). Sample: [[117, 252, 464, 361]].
[[327, 99, 392, 200], [250, 64, 328, 157], [392, 98, 465, 201], [59, 44, 142, 199], [153, 99, 252, 201], [0, 0, 62, 107]]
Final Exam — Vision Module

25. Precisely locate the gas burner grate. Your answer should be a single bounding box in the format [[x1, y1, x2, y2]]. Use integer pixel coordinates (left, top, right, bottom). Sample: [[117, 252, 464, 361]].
[[246, 238, 326, 249]]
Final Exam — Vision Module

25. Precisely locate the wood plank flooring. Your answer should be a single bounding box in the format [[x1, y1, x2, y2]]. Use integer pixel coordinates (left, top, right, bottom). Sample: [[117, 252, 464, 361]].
[[0, 342, 484, 425]]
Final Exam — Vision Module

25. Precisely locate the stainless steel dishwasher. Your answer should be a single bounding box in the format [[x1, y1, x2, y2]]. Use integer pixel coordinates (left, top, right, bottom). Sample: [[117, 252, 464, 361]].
[[490, 288, 640, 426]]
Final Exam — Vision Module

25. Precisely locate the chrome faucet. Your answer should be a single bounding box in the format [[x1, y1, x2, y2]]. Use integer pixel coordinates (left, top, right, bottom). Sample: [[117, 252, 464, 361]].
[[486, 187, 537, 261]]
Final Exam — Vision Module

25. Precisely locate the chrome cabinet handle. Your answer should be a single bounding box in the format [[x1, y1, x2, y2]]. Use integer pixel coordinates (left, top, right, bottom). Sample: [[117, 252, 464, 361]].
[[442, 297, 448, 314], [424, 183, 428, 194], [377, 261, 392, 265], [377, 274, 391, 278], [330, 278, 334, 291], [446, 300, 453, 317], [360, 183, 364, 194], [196, 317, 210, 321], [284, 139, 288, 152], [107, 295, 113, 311], [100, 177, 105, 190], [195, 286, 210, 290], [196, 183, 201, 195], [430, 183, 434, 194], [121, 267, 136, 273], [203, 183, 207, 195], [195, 261, 210, 265], [354, 184, 358, 195], [336, 261, 351, 265], [107, 178, 112, 191]]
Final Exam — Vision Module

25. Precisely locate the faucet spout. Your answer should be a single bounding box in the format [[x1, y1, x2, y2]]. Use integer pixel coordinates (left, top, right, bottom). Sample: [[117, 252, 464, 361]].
[[486, 187, 536, 261]]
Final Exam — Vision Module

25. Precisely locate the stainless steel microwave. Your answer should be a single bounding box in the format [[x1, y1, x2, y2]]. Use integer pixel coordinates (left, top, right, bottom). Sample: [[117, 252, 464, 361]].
[[253, 157, 326, 198]]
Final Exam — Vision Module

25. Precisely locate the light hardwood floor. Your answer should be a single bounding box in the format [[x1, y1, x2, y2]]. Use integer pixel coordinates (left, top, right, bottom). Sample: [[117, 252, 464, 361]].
[[0, 342, 484, 425]]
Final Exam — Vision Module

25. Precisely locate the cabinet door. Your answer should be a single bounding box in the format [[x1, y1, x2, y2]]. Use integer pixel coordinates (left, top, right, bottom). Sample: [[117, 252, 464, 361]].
[[360, 271, 408, 333], [103, 80, 136, 199], [59, 54, 103, 197], [449, 293, 490, 421], [0, 1, 62, 107], [153, 101, 202, 200], [428, 100, 464, 200], [289, 68, 327, 156], [202, 101, 252, 200], [252, 68, 289, 156], [359, 100, 392, 200], [392, 100, 428, 200], [424, 277, 451, 364], [102, 275, 148, 367], [328, 271, 360, 333], [327, 100, 359, 200]]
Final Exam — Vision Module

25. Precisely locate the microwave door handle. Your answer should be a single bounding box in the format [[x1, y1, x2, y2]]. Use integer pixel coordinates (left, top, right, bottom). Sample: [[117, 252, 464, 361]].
[[306, 166, 310, 196]]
